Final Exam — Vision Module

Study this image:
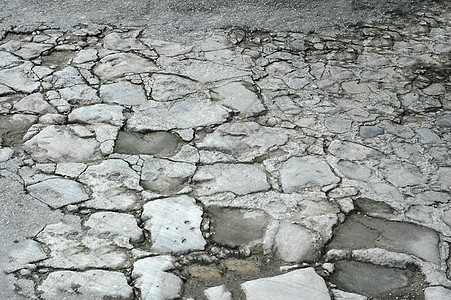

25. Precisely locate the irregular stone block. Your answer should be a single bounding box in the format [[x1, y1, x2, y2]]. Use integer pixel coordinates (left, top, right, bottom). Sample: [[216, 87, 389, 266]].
[[132, 256, 183, 300], [94, 53, 159, 80], [142, 195, 206, 253], [27, 178, 89, 208], [38, 270, 133, 300], [240, 268, 330, 300], [280, 156, 339, 192], [68, 104, 124, 126], [193, 163, 270, 196], [100, 81, 148, 106], [13, 93, 56, 114], [204, 285, 232, 300], [212, 81, 265, 116]]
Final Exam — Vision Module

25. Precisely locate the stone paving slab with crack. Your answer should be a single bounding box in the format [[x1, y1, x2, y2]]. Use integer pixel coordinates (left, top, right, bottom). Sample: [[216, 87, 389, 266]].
[[1, 1, 451, 299]]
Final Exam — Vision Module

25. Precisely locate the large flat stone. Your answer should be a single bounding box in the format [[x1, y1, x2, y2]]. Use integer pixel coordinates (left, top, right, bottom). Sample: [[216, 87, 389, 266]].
[[327, 214, 441, 264], [38, 270, 133, 300], [330, 261, 424, 299], [94, 53, 159, 80], [149, 73, 201, 101], [0, 62, 39, 93], [27, 178, 89, 208], [13, 93, 56, 114], [78, 159, 142, 211], [240, 268, 330, 300], [141, 195, 206, 253], [328, 140, 381, 161], [380, 160, 427, 188], [193, 163, 270, 196], [68, 104, 124, 126], [127, 97, 229, 131], [100, 81, 148, 106], [209, 207, 269, 247], [197, 122, 290, 162], [280, 156, 339, 192], [211, 81, 265, 116], [23, 125, 101, 162], [172, 60, 250, 83]]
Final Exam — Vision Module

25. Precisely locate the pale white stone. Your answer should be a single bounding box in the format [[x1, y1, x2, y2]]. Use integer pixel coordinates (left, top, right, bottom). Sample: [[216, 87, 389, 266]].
[[424, 286, 451, 300], [132, 256, 183, 300], [94, 52, 159, 80], [38, 270, 133, 300], [55, 162, 87, 178], [142, 195, 206, 253], [100, 81, 148, 106], [240, 268, 330, 300], [6, 240, 47, 272]]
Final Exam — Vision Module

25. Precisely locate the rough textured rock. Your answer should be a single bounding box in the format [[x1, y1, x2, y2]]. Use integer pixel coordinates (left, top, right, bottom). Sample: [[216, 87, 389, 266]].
[[149, 73, 201, 101], [327, 214, 441, 264], [140, 157, 196, 194], [132, 256, 183, 300], [197, 122, 290, 162], [193, 163, 270, 196], [424, 286, 451, 300], [280, 156, 340, 192], [0, 62, 39, 93], [127, 97, 229, 131], [68, 104, 124, 125], [274, 221, 321, 262], [27, 178, 89, 208], [100, 81, 148, 106], [23, 125, 101, 162], [5, 239, 47, 272], [212, 81, 265, 116], [38, 270, 133, 300], [141, 195, 206, 253], [78, 159, 142, 210], [240, 268, 330, 300], [94, 53, 159, 80], [13, 93, 56, 114]]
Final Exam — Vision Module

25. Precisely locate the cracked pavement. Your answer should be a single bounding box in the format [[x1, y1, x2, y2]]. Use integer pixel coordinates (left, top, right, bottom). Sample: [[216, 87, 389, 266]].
[[1, 0, 451, 299]]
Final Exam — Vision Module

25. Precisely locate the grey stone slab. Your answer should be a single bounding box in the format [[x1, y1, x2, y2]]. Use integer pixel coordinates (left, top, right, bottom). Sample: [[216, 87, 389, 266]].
[[0, 62, 39, 93], [141, 195, 206, 253], [127, 97, 229, 131], [103, 31, 146, 51], [5, 240, 47, 273], [0, 51, 22, 68], [0, 41, 53, 60], [59, 84, 101, 105], [193, 163, 270, 196], [142, 39, 193, 57], [38, 270, 133, 300], [280, 156, 339, 192], [240, 268, 330, 300], [78, 159, 142, 211], [197, 122, 289, 162], [209, 207, 269, 247], [325, 116, 352, 134], [73, 49, 98, 64], [335, 160, 372, 182], [55, 162, 87, 178], [23, 125, 102, 163], [100, 81, 148, 106], [422, 83, 446, 96], [437, 115, 451, 128], [274, 221, 321, 262], [49, 66, 85, 88], [114, 131, 184, 157], [416, 128, 444, 144], [68, 104, 124, 126], [211, 81, 265, 116], [380, 161, 426, 188], [148, 73, 201, 101], [94, 52, 159, 80], [27, 178, 89, 208], [0, 114, 37, 147], [172, 59, 251, 83], [13, 93, 56, 114], [132, 256, 183, 300], [330, 261, 424, 299], [140, 157, 196, 194], [328, 140, 381, 161], [85, 212, 143, 248], [0, 148, 14, 162], [437, 167, 451, 189], [36, 218, 130, 269], [327, 214, 441, 264], [359, 126, 384, 138]]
